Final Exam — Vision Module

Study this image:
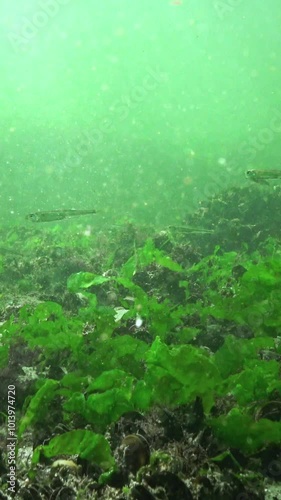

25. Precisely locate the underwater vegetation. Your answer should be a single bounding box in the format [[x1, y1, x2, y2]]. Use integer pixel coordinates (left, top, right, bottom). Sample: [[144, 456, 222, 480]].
[[1, 187, 281, 498]]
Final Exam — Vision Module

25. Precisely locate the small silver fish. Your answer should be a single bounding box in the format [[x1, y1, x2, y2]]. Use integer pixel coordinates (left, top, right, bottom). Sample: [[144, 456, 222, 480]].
[[168, 225, 214, 234], [245, 169, 281, 185], [26, 209, 97, 222]]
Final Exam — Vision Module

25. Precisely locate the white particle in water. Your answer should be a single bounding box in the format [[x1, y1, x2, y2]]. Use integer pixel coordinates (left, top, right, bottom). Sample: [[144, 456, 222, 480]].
[[135, 315, 143, 328]]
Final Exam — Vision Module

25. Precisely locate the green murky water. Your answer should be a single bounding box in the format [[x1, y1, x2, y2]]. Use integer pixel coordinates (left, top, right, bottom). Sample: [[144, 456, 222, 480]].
[[1, 3, 281, 498], [0, 0, 280, 226]]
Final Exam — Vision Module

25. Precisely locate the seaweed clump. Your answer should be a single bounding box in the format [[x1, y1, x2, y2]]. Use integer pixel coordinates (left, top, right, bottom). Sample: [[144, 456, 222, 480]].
[[0, 186, 281, 498]]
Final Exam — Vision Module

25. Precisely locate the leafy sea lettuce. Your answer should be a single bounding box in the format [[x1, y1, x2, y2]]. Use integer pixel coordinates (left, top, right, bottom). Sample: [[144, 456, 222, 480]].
[[18, 379, 59, 440], [144, 337, 221, 412], [32, 430, 115, 469], [210, 408, 281, 454]]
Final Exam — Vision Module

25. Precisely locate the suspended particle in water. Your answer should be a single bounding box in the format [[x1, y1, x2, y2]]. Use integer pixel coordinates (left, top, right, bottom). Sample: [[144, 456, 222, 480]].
[[183, 176, 193, 186], [135, 315, 143, 328], [83, 226, 92, 237]]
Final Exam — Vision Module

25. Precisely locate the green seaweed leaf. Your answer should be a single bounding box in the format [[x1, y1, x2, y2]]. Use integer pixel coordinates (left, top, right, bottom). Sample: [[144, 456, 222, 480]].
[[222, 360, 280, 404], [18, 379, 59, 440], [145, 337, 221, 412], [67, 272, 110, 292], [214, 335, 276, 378], [210, 408, 281, 454], [85, 376, 135, 426], [120, 238, 183, 279], [87, 369, 134, 393], [32, 430, 115, 469]]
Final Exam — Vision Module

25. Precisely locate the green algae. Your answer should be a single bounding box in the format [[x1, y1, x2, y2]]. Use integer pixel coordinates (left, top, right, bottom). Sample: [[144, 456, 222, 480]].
[[1, 237, 281, 479]]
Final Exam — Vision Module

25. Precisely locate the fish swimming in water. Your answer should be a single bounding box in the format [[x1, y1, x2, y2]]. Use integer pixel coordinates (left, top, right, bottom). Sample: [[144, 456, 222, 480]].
[[26, 209, 97, 222], [245, 169, 281, 185], [168, 225, 214, 234]]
